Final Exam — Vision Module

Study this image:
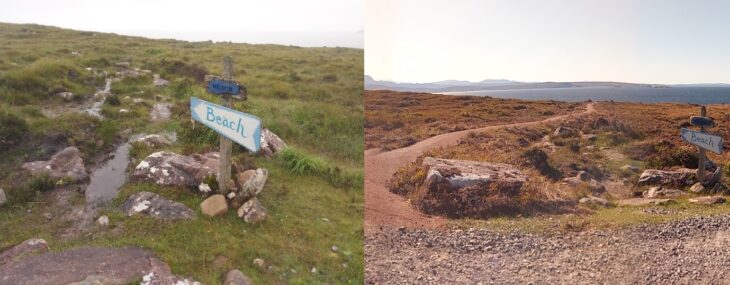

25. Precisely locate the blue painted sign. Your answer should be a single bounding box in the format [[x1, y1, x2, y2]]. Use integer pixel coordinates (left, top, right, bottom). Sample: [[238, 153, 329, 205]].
[[690, 116, 714, 127], [681, 128, 723, 154], [190, 97, 261, 152], [207, 78, 242, 95]]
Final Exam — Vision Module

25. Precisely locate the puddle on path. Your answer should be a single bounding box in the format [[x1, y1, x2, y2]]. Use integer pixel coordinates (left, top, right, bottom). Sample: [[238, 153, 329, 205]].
[[85, 140, 131, 207]]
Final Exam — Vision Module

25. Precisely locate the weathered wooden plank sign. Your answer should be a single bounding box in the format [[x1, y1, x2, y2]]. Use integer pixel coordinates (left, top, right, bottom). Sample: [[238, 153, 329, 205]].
[[681, 128, 723, 154], [190, 97, 261, 152]]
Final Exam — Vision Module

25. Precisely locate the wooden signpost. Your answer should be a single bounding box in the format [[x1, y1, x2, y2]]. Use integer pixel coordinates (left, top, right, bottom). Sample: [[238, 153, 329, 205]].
[[681, 106, 723, 183], [192, 56, 261, 194]]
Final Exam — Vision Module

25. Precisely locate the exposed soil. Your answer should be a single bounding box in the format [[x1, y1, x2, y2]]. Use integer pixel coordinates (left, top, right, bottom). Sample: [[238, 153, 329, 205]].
[[366, 215, 730, 284]]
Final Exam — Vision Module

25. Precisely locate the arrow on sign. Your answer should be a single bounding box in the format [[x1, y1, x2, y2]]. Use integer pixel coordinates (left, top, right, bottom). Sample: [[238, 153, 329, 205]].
[[681, 128, 723, 154], [190, 97, 261, 152]]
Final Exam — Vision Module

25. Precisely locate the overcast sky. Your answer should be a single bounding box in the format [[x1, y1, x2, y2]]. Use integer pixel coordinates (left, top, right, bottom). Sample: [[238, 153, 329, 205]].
[[366, 0, 730, 84], [0, 0, 363, 48]]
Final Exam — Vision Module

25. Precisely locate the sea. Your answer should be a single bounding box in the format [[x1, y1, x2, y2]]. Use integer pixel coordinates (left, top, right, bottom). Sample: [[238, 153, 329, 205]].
[[442, 86, 730, 104]]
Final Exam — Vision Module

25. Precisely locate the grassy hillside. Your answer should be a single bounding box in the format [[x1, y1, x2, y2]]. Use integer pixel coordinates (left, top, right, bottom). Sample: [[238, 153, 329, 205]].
[[0, 23, 363, 284]]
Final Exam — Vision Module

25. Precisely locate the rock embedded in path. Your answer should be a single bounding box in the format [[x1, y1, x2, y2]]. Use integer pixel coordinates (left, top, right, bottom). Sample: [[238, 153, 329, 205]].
[[637, 168, 696, 187], [579, 196, 609, 207], [553, 126, 576, 137], [422, 157, 527, 191], [22, 146, 88, 182], [121, 191, 195, 220], [132, 151, 219, 187], [201, 194, 228, 217], [621, 165, 640, 173], [618, 198, 676, 207], [689, 196, 726, 205], [0, 238, 49, 267], [259, 128, 287, 157], [132, 134, 172, 148], [642, 186, 685, 198], [224, 269, 253, 285], [152, 74, 170, 87], [150, 103, 171, 121], [237, 197, 267, 224]]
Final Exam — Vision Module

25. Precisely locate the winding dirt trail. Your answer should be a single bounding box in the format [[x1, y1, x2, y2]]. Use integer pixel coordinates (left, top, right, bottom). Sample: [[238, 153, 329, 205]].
[[364, 103, 597, 235]]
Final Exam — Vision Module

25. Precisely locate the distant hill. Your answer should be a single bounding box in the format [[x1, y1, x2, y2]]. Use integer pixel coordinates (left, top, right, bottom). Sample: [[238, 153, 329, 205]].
[[364, 75, 669, 93]]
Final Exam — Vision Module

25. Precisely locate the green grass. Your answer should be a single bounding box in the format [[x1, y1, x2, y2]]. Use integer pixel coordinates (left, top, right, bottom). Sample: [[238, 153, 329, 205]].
[[0, 22, 363, 284]]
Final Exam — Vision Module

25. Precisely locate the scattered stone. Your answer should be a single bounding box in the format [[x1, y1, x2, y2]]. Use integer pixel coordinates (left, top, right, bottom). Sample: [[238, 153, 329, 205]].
[[121, 191, 196, 220], [637, 168, 696, 187], [553, 126, 576, 137], [621, 165, 640, 173], [150, 103, 171, 121], [259, 128, 287, 157], [132, 134, 172, 148], [618, 198, 676, 207], [422, 157, 527, 191], [201, 194, 228, 217], [115, 61, 130, 68], [0, 238, 49, 267], [690, 182, 706, 193], [253, 258, 265, 269], [237, 197, 267, 224], [133, 98, 144, 103], [96, 215, 109, 226], [199, 183, 212, 194], [0, 188, 6, 207], [153, 74, 170, 87], [22, 146, 88, 182], [321, 218, 330, 223], [132, 151, 219, 187], [55, 91, 74, 101], [689, 196, 726, 205], [642, 186, 685, 198], [234, 168, 268, 201], [578, 196, 609, 207], [311, 267, 317, 274], [224, 269, 253, 285]]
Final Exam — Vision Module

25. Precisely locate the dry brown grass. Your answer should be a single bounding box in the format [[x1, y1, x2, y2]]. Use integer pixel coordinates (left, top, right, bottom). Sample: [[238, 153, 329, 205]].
[[365, 90, 578, 150]]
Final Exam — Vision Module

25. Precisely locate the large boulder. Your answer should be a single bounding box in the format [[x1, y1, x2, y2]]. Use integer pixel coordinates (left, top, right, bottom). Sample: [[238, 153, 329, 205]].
[[0, 238, 49, 267], [259, 128, 287, 157], [423, 157, 527, 191], [636, 168, 696, 187], [121, 191, 196, 220], [231, 168, 268, 207], [237, 197, 267, 224], [22, 146, 87, 182], [132, 151, 219, 187]]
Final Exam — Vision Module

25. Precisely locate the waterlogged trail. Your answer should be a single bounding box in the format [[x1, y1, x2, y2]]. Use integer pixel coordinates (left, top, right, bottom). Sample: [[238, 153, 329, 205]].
[[364, 103, 596, 235]]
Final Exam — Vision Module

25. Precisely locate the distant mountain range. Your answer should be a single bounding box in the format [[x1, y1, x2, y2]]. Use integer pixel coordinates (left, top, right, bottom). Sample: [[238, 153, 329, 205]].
[[364, 75, 729, 93]]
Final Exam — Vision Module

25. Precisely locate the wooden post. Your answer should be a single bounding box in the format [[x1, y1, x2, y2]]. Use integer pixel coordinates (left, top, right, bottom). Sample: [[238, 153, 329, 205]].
[[698, 106, 707, 184], [218, 56, 234, 194]]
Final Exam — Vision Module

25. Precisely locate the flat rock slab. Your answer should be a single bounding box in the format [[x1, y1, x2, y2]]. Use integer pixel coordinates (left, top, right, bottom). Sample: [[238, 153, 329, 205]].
[[21, 146, 87, 182], [0, 239, 48, 267], [618, 198, 676, 207], [637, 168, 696, 187], [132, 151, 219, 187], [0, 246, 158, 285], [423, 157, 527, 190], [121, 191, 196, 220], [689, 196, 726, 205]]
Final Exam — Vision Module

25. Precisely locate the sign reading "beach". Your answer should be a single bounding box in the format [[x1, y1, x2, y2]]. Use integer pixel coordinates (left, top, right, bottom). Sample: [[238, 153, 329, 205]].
[[190, 97, 261, 152], [681, 128, 723, 154]]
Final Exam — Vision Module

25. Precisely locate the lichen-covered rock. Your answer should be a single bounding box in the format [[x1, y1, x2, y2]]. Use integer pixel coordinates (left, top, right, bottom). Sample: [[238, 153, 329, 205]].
[[201, 194, 228, 217], [423, 157, 527, 191], [150, 103, 171, 121], [132, 151, 219, 187], [121, 191, 195, 220], [22, 146, 87, 182], [637, 168, 696, 187], [234, 168, 268, 200], [237, 197, 267, 224], [0, 238, 48, 267], [259, 128, 287, 157], [578, 196, 608, 207], [224, 269, 253, 285], [132, 134, 171, 148]]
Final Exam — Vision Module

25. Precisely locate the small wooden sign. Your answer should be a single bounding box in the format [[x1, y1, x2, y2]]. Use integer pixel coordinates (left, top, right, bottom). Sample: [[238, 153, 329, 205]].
[[690, 116, 714, 127], [206, 76, 243, 96]]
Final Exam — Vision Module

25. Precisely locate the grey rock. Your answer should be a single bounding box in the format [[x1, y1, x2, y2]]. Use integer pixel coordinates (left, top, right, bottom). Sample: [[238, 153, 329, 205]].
[[55, 91, 74, 100], [121, 191, 195, 220], [152, 74, 169, 87], [22, 146, 88, 182], [259, 128, 287, 157], [132, 134, 171, 148], [688, 196, 726, 205], [422, 157, 527, 191], [553, 126, 576, 137], [150, 103, 171, 121], [690, 182, 706, 193], [200, 194, 228, 217], [224, 269, 253, 285], [578, 196, 609, 207], [621, 165, 640, 173], [131, 151, 219, 187], [637, 168, 696, 187], [0, 238, 49, 267], [97, 215, 109, 226], [237, 197, 267, 224], [581, 134, 598, 142], [234, 168, 268, 202], [642, 187, 685, 198]]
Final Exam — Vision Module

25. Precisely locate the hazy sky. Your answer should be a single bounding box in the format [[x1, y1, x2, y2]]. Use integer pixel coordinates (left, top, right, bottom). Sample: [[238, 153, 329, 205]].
[[0, 0, 363, 48], [366, 0, 730, 84]]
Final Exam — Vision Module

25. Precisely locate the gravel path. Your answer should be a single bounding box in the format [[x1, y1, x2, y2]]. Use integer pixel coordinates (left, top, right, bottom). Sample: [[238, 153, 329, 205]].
[[366, 215, 730, 284]]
